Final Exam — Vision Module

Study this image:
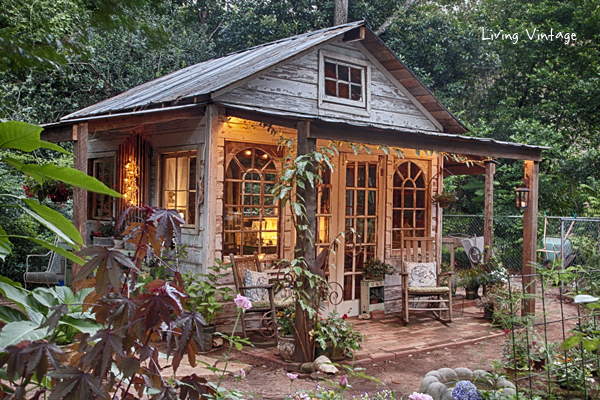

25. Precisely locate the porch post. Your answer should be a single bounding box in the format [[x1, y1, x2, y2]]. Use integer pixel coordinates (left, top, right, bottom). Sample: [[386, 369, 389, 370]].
[[72, 123, 88, 290], [295, 120, 317, 362], [522, 160, 539, 315], [483, 161, 495, 261], [203, 104, 219, 270]]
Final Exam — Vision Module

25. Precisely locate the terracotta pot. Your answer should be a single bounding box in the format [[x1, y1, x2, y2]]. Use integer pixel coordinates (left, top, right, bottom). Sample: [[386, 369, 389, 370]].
[[330, 344, 345, 361], [370, 299, 379, 304], [437, 200, 454, 209], [202, 325, 216, 352], [315, 340, 332, 359], [278, 335, 296, 362], [370, 310, 385, 319]]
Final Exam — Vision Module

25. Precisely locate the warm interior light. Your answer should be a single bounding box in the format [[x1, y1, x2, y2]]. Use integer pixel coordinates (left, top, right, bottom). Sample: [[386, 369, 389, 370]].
[[124, 157, 139, 206], [262, 153, 268, 159], [245, 150, 252, 156], [514, 186, 530, 209]]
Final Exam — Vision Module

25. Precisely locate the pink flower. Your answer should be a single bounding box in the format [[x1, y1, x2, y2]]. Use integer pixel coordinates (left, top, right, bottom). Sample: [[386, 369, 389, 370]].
[[340, 375, 348, 388], [287, 373, 298, 380], [238, 368, 246, 378], [234, 294, 252, 310], [408, 393, 433, 400]]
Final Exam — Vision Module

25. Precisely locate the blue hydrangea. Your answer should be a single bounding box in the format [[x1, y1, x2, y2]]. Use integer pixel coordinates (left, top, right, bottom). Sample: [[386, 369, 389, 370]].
[[452, 380, 482, 400]]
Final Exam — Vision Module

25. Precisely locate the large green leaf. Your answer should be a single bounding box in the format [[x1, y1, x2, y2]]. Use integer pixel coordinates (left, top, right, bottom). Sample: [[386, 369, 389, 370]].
[[21, 199, 83, 246], [32, 287, 59, 308], [55, 286, 75, 306], [0, 282, 30, 313], [4, 158, 121, 197], [0, 226, 13, 261], [0, 305, 28, 323], [27, 238, 85, 266], [0, 121, 43, 152], [0, 321, 48, 347], [59, 316, 101, 335]]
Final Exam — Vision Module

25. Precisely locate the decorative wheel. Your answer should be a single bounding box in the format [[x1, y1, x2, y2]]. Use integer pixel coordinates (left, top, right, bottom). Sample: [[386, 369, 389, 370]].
[[469, 246, 482, 265], [429, 298, 451, 322], [258, 311, 277, 338]]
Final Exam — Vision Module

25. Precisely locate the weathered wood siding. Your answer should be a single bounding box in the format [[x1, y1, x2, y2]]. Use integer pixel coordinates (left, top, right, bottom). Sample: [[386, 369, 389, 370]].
[[214, 42, 440, 132]]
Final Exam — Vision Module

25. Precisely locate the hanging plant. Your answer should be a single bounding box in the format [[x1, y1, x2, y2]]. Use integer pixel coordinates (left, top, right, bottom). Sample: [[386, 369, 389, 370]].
[[432, 191, 457, 208], [23, 176, 73, 203]]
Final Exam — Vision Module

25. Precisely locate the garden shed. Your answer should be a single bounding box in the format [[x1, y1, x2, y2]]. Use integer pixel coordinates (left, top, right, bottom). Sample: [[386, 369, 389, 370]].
[[41, 21, 546, 323]]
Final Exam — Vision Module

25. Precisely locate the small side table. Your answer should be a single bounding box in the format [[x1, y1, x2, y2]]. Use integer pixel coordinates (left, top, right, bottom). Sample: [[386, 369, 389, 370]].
[[360, 279, 385, 315]]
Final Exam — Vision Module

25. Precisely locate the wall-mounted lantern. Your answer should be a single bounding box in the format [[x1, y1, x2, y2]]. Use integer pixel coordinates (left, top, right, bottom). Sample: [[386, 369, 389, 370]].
[[514, 184, 530, 209]]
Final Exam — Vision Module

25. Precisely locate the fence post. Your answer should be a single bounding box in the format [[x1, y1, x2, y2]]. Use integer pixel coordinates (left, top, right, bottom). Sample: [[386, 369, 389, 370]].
[[522, 160, 539, 315], [484, 161, 495, 261]]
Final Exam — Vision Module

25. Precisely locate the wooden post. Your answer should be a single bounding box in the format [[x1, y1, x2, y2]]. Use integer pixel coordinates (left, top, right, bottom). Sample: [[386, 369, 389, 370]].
[[203, 104, 219, 272], [483, 161, 495, 261], [72, 123, 88, 290], [522, 160, 539, 315], [295, 120, 317, 362]]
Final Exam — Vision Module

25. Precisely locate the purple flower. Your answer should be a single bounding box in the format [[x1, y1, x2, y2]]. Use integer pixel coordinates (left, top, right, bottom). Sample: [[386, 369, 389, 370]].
[[287, 373, 298, 380], [452, 381, 482, 400], [340, 375, 348, 388], [234, 294, 252, 310], [238, 368, 246, 379], [409, 393, 433, 400]]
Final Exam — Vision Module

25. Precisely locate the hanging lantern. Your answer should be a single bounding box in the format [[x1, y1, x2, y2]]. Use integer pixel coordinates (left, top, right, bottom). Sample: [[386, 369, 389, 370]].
[[514, 185, 530, 209]]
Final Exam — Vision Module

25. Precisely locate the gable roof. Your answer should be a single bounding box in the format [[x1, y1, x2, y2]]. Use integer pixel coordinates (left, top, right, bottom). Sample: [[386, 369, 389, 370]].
[[61, 21, 467, 133]]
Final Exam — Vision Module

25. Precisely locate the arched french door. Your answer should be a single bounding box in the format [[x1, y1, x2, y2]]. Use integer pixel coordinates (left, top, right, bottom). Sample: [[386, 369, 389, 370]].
[[223, 145, 280, 257], [392, 161, 428, 249]]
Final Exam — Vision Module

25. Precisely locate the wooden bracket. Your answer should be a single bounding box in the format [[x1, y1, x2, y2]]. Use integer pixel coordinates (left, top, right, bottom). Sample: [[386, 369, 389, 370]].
[[343, 27, 366, 42]]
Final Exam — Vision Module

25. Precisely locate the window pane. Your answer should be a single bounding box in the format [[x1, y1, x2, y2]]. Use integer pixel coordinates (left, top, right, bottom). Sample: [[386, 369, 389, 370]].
[[416, 173, 425, 188], [345, 190, 354, 215], [165, 158, 176, 190], [325, 62, 336, 78], [368, 165, 377, 187], [239, 149, 253, 168], [346, 164, 355, 187], [351, 85, 361, 101], [338, 82, 349, 99], [398, 162, 408, 179], [416, 191, 425, 208], [357, 164, 366, 187], [265, 173, 276, 182], [225, 207, 242, 230], [393, 210, 402, 228], [357, 190, 365, 215], [177, 191, 187, 210], [165, 191, 175, 209], [254, 149, 269, 168], [338, 65, 349, 81], [177, 157, 189, 190], [350, 68, 361, 84], [189, 157, 196, 190], [317, 217, 329, 244], [227, 159, 242, 179], [367, 218, 376, 243], [320, 187, 330, 214], [356, 218, 364, 243], [325, 79, 336, 96], [188, 192, 196, 224], [368, 191, 376, 215]]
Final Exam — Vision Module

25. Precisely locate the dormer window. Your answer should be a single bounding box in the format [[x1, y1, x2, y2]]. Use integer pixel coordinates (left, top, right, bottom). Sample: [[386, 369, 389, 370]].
[[318, 50, 371, 115]]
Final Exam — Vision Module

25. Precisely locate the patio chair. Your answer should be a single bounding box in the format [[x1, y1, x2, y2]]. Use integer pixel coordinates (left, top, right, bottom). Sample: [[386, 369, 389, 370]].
[[400, 237, 452, 324], [229, 253, 294, 338], [24, 238, 69, 289]]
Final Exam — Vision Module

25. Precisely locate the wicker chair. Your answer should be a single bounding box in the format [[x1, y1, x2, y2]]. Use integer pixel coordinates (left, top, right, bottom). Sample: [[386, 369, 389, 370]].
[[400, 237, 453, 324], [229, 253, 293, 338]]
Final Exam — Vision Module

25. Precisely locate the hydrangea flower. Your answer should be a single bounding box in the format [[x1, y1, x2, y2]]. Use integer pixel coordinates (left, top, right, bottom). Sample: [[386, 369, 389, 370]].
[[452, 381, 482, 400]]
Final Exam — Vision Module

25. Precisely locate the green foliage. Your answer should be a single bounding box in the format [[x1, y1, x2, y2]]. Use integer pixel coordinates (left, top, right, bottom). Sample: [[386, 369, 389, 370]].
[[314, 310, 364, 357], [363, 258, 395, 278], [181, 261, 234, 326]]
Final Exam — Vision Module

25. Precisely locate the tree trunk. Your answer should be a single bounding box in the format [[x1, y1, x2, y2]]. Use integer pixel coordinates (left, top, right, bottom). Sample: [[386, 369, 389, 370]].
[[334, 0, 348, 26]]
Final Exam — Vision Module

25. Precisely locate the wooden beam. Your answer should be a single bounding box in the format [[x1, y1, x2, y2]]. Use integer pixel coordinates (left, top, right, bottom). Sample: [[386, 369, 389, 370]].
[[343, 26, 366, 42], [295, 120, 316, 363], [484, 161, 495, 261], [522, 160, 539, 315], [40, 124, 75, 143], [224, 107, 298, 130], [71, 123, 88, 292], [88, 106, 205, 132], [308, 121, 544, 161], [203, 104, 220, 271], [444, 164, 486, 176]]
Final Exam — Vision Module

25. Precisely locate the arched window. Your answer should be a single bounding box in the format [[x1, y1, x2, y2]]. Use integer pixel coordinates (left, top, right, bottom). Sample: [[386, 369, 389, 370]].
[[392, 161, 427, 248], [223, 146, 279, 256]]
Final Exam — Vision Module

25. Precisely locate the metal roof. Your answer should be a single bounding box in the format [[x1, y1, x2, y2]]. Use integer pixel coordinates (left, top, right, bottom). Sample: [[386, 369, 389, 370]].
[[61, 21, 364, 120]]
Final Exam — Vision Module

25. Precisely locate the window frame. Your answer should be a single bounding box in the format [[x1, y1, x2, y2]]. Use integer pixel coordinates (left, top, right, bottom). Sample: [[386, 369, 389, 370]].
[[318, 50, 371, 116], [160, 151, 197, 226], [89, 156, 115, 220]]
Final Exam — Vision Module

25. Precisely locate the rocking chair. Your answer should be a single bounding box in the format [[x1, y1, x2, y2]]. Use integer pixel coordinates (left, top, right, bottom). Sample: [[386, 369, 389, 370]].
[[400, 237, 453, 324], [229, 253, 293, 338]]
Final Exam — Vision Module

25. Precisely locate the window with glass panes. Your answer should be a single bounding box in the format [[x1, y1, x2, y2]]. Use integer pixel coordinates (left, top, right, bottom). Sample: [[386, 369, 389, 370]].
[[324, 58, 364, 103], [223, 146, 279, 257], [343, 161, 378, 301], [90, 158, 114, 219], [316, 168, 333, 268], [392, 161, 427, 248], [161, 153, 196, 225]]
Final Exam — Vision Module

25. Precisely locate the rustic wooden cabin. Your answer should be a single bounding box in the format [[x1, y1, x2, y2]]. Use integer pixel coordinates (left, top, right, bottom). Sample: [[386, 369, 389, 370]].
[[42, 21, 546, 324]]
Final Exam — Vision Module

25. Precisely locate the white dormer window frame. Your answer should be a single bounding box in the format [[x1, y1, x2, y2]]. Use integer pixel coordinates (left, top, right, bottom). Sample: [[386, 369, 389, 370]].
[[318, 50, 371, 116]]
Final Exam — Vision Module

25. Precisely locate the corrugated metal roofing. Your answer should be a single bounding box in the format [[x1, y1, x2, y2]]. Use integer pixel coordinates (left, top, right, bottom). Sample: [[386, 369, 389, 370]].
[[61, 21, 364, 120]]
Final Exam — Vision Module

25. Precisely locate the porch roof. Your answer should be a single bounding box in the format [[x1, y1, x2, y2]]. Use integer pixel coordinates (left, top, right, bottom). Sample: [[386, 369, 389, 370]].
[[224, 104, 549, 162]]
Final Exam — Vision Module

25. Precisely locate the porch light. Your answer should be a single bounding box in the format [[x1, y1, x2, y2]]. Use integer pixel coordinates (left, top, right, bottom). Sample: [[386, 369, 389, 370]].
[[514, 185, 530, 209]]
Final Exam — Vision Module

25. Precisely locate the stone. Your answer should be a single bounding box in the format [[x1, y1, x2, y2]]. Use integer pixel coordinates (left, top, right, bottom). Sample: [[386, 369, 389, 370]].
[[419, 375, 440, 393], [454, 367, 473, 380], [425, 371, 443, 381], [426, 382, 448, 400], [301, 362, 316, 374], [309, 372, 329, 381], [314, 355, 339, 374], [496, 378, 516, 389], [503, 388, 517, 396], [472, 369, 489, 380], [441, 388, 454, 400], [437, 368, 457, 382], [212, 337, 224, 348]]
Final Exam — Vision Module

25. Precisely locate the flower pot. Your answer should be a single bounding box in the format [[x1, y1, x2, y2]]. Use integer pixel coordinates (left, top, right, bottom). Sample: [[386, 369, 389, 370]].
[[202, 324, 217, 352], [466, 286, 479, 300], [330, 344, 345, 361], [370, 309, 385, 320], [437, 200, 454, 209], [370, 299, 379, 304], [315, 340, 332, 359], [277, 334, 296, 362], [483, 308, 494, 320]]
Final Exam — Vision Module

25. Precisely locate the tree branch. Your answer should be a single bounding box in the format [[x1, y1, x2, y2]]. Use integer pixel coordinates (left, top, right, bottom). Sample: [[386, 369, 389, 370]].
[[375, 0, 420, 36]]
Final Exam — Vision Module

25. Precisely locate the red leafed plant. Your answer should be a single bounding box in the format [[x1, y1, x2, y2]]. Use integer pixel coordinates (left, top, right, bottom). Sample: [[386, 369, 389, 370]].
[[0, 205, 222, 399]]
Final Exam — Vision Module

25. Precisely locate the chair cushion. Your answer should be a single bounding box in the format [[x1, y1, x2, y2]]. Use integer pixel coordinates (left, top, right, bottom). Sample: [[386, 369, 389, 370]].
[[404, 261, 437, 287], [251, 297, 294, 310], [408, 286, 449, 294], [244, 269, 269, 302]]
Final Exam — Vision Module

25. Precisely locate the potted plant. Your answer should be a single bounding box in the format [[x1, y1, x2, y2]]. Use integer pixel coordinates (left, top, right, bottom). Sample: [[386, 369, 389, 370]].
[[182, 261, 234, 351], [363, 258, 395, 280], [432, 191, 457, 208], [457, 268, 482, 300], [276, 305, 296, 362], [476, 294, 494, 320], [24, 176, 73, 204], [313, 310, 364, 361]]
